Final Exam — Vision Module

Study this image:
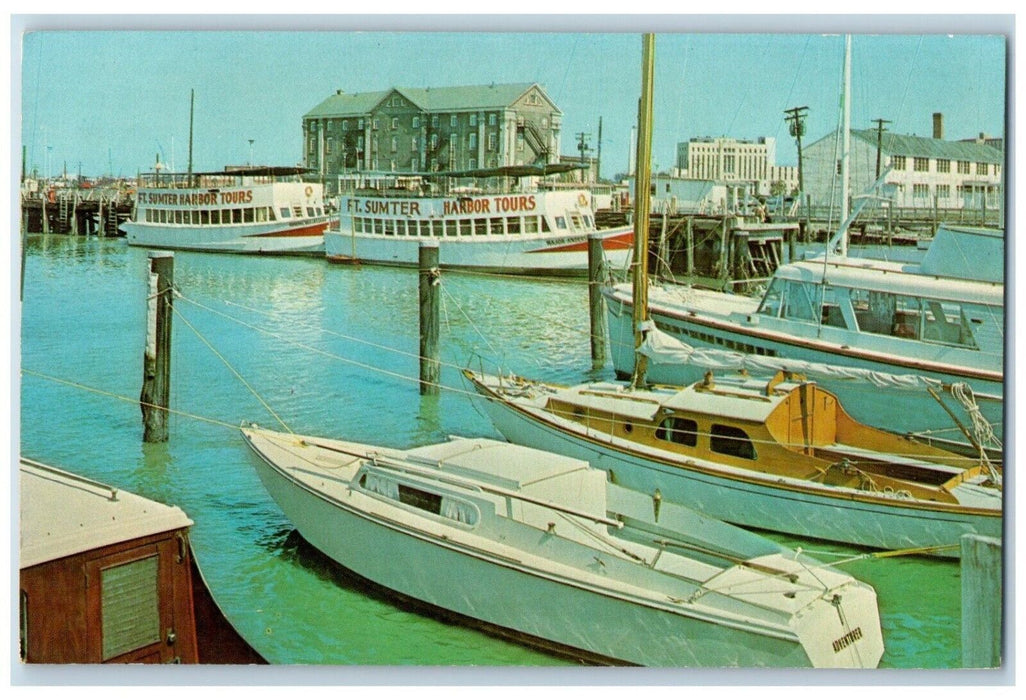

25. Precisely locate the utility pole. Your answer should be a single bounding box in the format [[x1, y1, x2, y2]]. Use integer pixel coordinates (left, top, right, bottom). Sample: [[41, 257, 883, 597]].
[[576, 131, 591, 183], [872, 118, 891, 178], [784, 106, 809, 200]]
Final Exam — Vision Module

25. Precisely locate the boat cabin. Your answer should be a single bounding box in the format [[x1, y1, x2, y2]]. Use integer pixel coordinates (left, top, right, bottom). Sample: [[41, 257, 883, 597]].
[[544, 373, 990, 504]]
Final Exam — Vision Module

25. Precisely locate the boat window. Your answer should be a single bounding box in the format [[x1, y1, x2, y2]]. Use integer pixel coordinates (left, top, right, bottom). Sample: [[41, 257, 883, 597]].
[[554, 216, 567, 230], [489, 218, 505, 235], [781, 280, 818, 323], [474, 218, 488, 235], [383, 219, 396, 236], [279, 207, 291, 219], [445, 220, 458, 237], [432, 220, 445, 237], [507, 217, 521, 234], [233, 208, 243, 223], [292, 206, 303, 218], [200, 210, 210, 225], [583, 215, 594, 229], [922, 300, 979, 348], [710, 424, 757, 460], [568, 213, 584, 230], [183, 211, 193, 225], [541, 217, 552, 233], [174, 211, 184, 224], [655, 416, 698, 446], [524, 216, 539, 233], [244, 208, 255, 223], [458, 219, 472, 236], [307, 207, 315, 217]]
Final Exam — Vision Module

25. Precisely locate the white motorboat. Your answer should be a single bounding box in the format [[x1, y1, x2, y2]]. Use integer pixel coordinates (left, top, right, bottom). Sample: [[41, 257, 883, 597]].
[[241, 424, 884, 668]]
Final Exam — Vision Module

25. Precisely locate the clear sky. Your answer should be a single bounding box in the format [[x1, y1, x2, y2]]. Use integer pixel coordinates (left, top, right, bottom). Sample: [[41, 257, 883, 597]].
[[15, 16, 1009, 182]]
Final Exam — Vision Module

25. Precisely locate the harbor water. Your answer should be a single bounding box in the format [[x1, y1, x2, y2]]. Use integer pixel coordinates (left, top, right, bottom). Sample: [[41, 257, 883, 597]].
[[18, 234, 971, 669]]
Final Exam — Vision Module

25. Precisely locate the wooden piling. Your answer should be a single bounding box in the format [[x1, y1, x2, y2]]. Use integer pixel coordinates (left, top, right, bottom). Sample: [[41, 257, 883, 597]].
[[587, 234, 606, 369], [418, 242, 440, 395], [141, 252, 174, 442], [961, 534, 1002, 668]]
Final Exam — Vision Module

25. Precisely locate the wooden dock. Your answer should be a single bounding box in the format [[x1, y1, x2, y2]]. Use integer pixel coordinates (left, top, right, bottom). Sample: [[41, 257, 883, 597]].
[[21, 186, 133, 236]]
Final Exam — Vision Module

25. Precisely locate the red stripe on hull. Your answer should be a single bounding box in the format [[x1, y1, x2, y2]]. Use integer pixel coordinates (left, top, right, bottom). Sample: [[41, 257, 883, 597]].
[[247, 221, 329, 238], [530, 230, 635, 254]]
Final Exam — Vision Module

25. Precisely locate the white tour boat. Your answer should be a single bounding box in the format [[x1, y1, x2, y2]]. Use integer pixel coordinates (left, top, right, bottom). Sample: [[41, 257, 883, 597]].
[[122, 166, 332, 255], [242, 425, 884, 668], [325, 169, 633, 276], [603, 223, 1005, 447]]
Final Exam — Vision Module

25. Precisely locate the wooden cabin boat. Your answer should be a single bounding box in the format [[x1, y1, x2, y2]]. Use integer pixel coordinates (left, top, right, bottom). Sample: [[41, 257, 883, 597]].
[[326, 166, 633, 276], [242, 425, 884, 668], [18, 458, 264, 664], [464, 369, 1002, 556], [121, 166, 331, 255]]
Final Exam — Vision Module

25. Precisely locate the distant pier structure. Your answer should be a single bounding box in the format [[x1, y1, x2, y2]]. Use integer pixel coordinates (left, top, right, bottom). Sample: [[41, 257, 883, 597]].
[[21, 182, 133, 237]]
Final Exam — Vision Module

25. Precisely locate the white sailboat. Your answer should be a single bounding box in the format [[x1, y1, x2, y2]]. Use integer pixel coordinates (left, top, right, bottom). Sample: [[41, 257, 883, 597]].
[[464, 34, 1002, 556], [241, 423, 884, 667], [602, 36, 1004, 450]]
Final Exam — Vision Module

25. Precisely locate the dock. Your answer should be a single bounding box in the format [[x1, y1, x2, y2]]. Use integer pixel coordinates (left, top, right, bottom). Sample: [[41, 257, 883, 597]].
[[21, 185, 133, 236]]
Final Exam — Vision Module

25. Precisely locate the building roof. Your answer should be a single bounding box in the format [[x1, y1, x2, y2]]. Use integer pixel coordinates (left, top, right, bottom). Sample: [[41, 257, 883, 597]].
[[851, 129, 1003, 163], [304, 83, 550, 119], [20, 458, 193, 569]]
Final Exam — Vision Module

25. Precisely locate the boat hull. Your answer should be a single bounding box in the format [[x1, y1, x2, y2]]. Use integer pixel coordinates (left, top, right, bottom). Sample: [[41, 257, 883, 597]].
[[604, 289, 1004, 444], [122, 219, 329, 255], [325, 226, 633, 277], [469, 376, 1001, 556], [247, 437, 839, 667]]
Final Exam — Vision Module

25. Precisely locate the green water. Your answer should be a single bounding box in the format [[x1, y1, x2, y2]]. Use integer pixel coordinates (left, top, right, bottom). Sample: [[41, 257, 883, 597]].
[[17, 234, 982, 670]]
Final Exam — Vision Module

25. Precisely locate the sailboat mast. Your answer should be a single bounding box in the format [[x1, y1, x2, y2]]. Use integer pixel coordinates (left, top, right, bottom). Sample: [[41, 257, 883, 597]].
[[187, 89, 195, 188], [839, 35, 851, 257], [630, 33, 656, 389]]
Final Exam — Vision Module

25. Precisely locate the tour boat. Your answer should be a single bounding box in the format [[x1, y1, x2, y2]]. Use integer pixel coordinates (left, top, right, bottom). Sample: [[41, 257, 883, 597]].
[[464, 368, 1002, 556], [603, 223, 1005, 447], [122, 166, 332, 255], [241, 425, 884, 668], [325, 185, 633, 276]]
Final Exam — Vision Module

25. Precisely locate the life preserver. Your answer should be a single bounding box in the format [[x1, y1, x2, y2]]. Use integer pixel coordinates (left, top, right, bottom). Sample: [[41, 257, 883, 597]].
[[577, 193, 588, 207], [304, 185, 314, 197]]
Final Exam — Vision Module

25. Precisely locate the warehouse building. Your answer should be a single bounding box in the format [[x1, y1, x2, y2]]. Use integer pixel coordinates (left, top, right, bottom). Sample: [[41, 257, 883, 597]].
[[302, 83, 563, 193]]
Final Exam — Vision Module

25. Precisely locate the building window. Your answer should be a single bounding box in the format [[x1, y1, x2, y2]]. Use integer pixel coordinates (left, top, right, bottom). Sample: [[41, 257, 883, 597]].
[[413, 116, 420, 129], [468, 158, 476, 169], [431, 115, 439, 128], [450, 114, 458, 128], [488, 113, 497, 126], [958, 160, 970, 174], [411, 137, 419, 151], [488, 133, 496, 151], [517, 132, 525, 151], [891, 155, 907, 170], [914, 157, 929, 172], [469, 113, 477, 127], [391, 136, 398, 153], [358, 118, 364, 129], [468, 133, 477, 149], [936, 158, 949, 173], [372, 118, 379, 130], [391, 117, 399, 130], [937, 184, 951, 199], [326, 137, 333, 154], [913, 183, 929, 199], [976, 162, 989, 175], [430, 134, 438, 150]]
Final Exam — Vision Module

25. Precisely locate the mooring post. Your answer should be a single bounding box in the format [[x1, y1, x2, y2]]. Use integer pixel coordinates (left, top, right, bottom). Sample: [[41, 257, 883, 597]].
[[961, 534, 1002, 668], [587, 233, 606, 369], [141, 251, 174, 442], [418, 241, 440, 395]]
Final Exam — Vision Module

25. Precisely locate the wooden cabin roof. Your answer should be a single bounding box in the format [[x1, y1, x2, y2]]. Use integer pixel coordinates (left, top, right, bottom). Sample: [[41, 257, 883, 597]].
[[19, 459, 193, 569]]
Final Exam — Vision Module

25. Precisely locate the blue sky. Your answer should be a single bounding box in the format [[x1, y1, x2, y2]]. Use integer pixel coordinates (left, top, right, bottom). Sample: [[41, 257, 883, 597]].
[[16, 17, 1009, 182]]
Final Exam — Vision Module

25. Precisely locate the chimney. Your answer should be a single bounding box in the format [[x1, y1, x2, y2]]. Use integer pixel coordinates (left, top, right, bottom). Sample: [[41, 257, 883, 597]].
[[933, 112, 944, 140], [336, 89, 343, 95]]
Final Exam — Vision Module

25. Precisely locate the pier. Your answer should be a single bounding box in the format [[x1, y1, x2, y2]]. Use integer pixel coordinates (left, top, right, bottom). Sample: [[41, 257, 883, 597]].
[[21, 185, 133, 236]]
